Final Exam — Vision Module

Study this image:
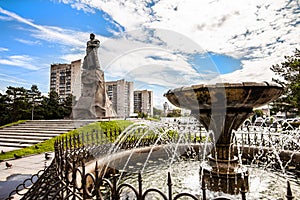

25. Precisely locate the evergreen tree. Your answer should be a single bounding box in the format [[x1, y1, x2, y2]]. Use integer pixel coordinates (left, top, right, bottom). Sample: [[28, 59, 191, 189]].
[[167, 109, 182, 117], [28, 85, 43, 120], [41, 90, 63, 119], [62, 94, 74, 118], [0, 93, 11, 125], [270, 49, 300, 116], [153, 107, 163, 117], [0, 86, 74, 124], [5, 86, 31, 122]]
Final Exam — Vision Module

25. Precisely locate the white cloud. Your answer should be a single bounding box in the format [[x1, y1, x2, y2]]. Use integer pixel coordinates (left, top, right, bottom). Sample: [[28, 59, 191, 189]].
[[53, 0, 75, 4], [85, 0, 154, 30], [0, 73, 34, 88], [15, 38, 41, 46], [0, 15, 13, 21], [100, 29, 221, 86], [0, 7, 103, 71], [0, 7, 86, 48], [0, 47, 8, 52], [0, 55, 40, 70], [70, 2, 95, 13], [69, 0, 299, 85], [60, 53, 85, 63], [5, 1, 297, 86]]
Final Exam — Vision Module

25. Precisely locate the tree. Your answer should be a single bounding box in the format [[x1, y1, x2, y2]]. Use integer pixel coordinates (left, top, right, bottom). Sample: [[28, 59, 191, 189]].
[[0, 93, 11, 125], [137, 111, 148, 119], [251, 109, 264, 123], [153, 107, 163, 117], [5, 86, 31, 122], [270, 49, 300, 116], [41, 90, 63, 119], [0, 86, 74, 124], [62, 94, 74, 118], [167, 109, 182, 117], [28, 85, 43, 120]]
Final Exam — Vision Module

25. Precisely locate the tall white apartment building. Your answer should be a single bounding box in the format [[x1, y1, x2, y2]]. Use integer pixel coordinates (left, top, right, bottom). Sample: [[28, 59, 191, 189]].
[[134, 90, 153, 116], [50, 59, 81, 100], [105, 79, 134, 117]]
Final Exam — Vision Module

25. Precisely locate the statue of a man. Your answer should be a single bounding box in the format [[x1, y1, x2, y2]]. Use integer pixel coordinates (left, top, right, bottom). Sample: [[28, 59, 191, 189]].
[[86, 33, 100, 55]]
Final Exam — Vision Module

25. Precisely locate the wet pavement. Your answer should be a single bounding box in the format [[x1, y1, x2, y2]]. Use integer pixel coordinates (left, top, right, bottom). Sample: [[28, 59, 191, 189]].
[[0, 153, 53, 200]]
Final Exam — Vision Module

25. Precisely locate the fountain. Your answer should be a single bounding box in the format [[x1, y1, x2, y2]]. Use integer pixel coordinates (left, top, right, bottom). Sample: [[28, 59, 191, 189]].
[[164, 82, 284, 194], [10, 81, 300, 200]]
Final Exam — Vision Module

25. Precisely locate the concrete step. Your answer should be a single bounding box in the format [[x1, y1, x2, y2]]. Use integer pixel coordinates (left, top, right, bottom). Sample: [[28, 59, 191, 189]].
[[0, 142, 30, 148], [1, 127, 76, 131], [0, 129, 70, 134], [0, 138, 43, 144], [14, 121, 78, 125], [4, 120, 93, 126], [4, 124, 78, 128], [5, 125, 86, 129], [0, 132, 60, 137], [0, 135, 52, 141], [25, 120, 96, 125], [0, 119, 97, 151]]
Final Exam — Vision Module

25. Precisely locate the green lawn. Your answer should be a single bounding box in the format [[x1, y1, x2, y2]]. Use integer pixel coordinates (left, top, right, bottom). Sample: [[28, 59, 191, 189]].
[[0, 120, 28, 129], [0, 120, 133, 161]]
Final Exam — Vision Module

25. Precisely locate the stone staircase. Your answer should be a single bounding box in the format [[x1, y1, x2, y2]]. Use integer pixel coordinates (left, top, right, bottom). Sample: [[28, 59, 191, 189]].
[[0, 120, 96, 151]]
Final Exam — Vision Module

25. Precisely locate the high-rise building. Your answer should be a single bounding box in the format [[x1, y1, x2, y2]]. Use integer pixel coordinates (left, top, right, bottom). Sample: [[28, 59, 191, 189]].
[[134, 90, 153, 116], [50, 60, 81, 100], [105, 79, 134, 117]]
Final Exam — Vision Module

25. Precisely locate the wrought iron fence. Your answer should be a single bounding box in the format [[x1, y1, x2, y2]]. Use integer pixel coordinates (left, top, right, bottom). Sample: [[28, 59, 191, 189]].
[[233, 128, 300, 151], [7, 128, 295, 200]]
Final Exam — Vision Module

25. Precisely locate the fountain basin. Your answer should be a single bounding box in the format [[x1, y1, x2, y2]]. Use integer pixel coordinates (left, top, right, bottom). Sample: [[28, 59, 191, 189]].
[[81, 144, 299, 199], [84, 144, 211, 175], [164, 82, 283, 110]]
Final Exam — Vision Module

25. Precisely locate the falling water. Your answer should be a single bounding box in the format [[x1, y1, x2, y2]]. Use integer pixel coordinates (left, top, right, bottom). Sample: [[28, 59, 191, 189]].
[[90, 117, 300, 199]]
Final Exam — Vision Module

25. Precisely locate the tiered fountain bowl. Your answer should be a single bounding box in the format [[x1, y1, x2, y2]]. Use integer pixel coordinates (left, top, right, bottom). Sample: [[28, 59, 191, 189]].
[[164, 82, 283, 194]]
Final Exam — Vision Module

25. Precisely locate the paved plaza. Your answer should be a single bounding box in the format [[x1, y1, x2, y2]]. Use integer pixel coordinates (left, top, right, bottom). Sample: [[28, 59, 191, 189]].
[[0, 153, 53, 199]]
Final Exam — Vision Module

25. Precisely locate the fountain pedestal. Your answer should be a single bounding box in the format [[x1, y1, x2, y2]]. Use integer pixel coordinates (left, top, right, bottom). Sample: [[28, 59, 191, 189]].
[[195, 108, 251, 194], [165, 82, 283, 194]]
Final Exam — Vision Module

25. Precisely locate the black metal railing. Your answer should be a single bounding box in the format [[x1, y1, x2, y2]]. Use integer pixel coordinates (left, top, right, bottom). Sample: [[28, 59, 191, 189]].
[[235, 125, 300, 151], [7, 127, 295, 200]]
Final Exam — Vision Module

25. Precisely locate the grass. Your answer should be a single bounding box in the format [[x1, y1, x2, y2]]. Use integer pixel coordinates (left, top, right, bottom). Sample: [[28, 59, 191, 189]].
[[147, 117, 160, 121], [0, 120, 133, 161], [0, 120, 28, 129]]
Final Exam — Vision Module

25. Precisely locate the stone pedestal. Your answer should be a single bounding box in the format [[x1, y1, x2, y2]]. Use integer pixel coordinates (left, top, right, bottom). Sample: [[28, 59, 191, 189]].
[[201, 156, 249, 194], [200, 143, 249, 194], [196, 108, 251, 194]]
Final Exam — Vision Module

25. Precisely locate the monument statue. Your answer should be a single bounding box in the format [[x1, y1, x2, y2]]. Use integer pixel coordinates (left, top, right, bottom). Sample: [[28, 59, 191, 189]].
[[86, 33, 100, 55], [72, 33, 115, 119]]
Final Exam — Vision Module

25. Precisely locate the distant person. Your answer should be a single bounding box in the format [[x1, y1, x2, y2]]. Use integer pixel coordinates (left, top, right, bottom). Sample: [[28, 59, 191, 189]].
[[86, 33, 100, 55]]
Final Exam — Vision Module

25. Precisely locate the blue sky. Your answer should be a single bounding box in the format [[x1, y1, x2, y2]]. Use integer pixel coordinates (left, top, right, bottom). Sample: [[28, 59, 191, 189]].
[[0, 0, 299, 107]]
